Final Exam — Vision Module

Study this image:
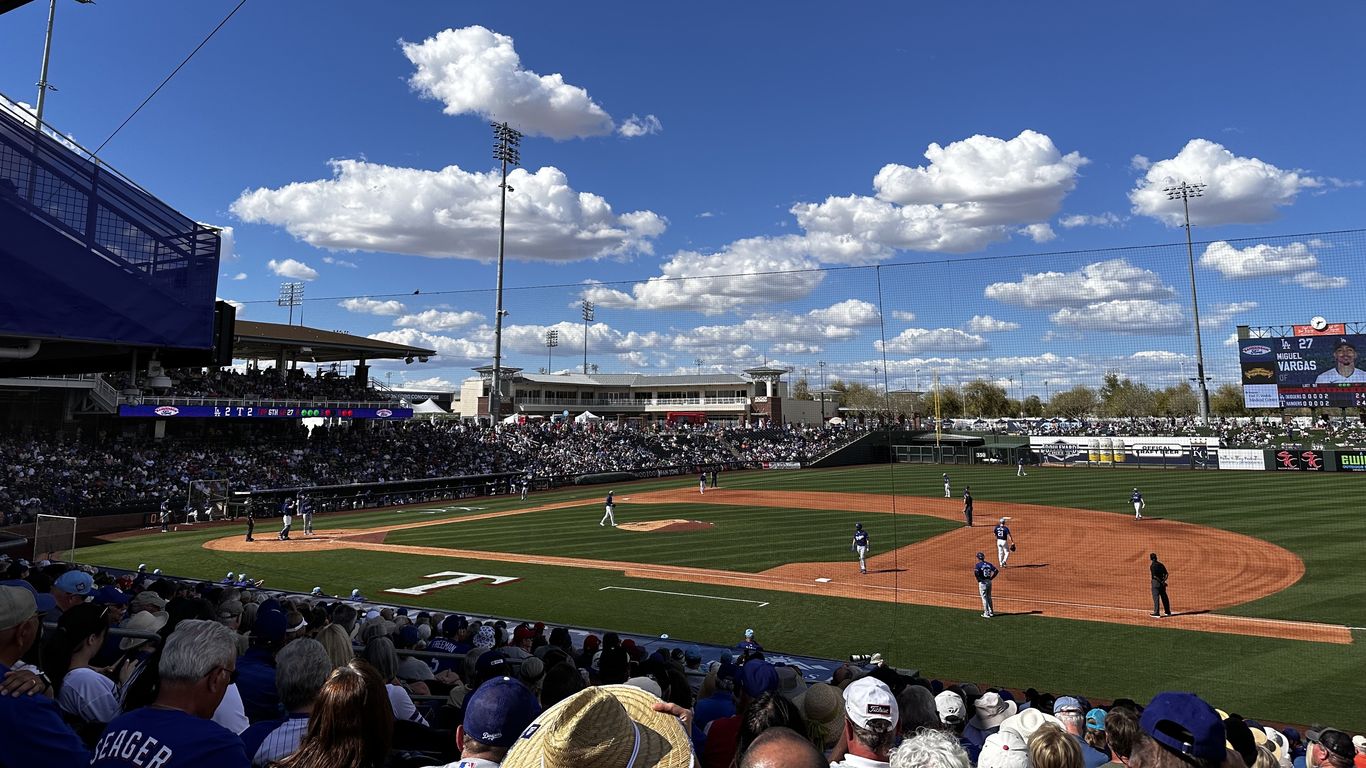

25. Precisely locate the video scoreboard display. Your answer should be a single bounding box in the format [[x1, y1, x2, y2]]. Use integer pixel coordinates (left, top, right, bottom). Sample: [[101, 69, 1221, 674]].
[[1240, 323, 1366, 408], [118, 405, 413, 419]]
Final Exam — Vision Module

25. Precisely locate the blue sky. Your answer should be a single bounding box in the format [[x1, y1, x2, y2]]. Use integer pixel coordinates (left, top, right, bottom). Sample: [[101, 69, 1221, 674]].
[[3, 2, 1364, 394]]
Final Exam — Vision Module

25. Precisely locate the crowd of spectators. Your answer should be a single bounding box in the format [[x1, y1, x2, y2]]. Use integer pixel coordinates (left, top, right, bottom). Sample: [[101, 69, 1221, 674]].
[[723, 424, 866, 463], [1, 421, 868, 523], [110, 367, 385, 403], [2, 558, 1363, 768], [989, 416, 1366, 449]]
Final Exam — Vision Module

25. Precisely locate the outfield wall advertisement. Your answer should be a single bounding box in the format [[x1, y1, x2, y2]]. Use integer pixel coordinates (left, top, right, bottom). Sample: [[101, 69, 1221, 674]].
[[1029, 436, 1219, 467], [1336, 451, 1366, 471], [1218, 449, 1267, 471], [118, 405, 413, 420]]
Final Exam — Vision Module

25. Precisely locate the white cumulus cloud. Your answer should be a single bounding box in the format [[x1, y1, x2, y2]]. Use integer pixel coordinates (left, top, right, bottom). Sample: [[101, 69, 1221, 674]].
[[965, 315, 1020, 333], [1019, 223, 1056, 243], [1287, 271, 1348, 289], [340, 298, 407, 316], [1049, 299, 1186, 334], [402, 26, 615, 140], [806, 299, 881, 327], [267, 258, 318, 281], [618, 114, 662, 138], [369, 329, 490, 363], [1129, 139, 1322, 226], [985, 259, 1173, 308], [392, 376, 458, 391], [1059, 212, 1122, 228], [794, 130, 1087, 255], [1200, 300, 1258, 329], [891, 310, 917, 322], [393, 309, 485, 331], [1199, 241, 1317, 278], [322, 256, 358, 268], [232, 160, 664, 262], [875, 328, 988, 354], [230, 272, 247, 281]]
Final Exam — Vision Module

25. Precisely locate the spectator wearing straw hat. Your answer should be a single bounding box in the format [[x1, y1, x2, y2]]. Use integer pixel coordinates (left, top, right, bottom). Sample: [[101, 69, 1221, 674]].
[[501, 684, 693, 768]]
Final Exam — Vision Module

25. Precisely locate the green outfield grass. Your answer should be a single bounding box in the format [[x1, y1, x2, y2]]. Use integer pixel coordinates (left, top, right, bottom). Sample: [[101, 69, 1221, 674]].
[[384, 502, 959, 571], [74, 462, 1366, 729]]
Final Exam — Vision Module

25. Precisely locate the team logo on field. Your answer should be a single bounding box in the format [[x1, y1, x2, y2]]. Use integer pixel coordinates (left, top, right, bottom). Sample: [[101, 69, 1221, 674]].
[[154, 406, 179, 416]]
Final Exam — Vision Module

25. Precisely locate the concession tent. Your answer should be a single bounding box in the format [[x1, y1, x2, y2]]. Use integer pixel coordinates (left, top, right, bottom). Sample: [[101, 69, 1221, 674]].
[[574, 411, 602, 423], [411, 399, 449, 414]]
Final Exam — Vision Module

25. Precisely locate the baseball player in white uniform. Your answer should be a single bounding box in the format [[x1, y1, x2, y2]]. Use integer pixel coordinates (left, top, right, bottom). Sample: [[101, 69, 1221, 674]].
[[852, 523, 870, 574], [943, 473, 951, 498], [699, 472, 707, 495], [1132, 488, 1145, 520], [600, 490, 617, 527], [994, 517, 1016, 567]]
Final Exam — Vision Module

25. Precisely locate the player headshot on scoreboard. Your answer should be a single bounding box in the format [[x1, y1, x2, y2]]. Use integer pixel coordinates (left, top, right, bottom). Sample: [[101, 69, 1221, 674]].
[[1314, 339, 1366, 385]]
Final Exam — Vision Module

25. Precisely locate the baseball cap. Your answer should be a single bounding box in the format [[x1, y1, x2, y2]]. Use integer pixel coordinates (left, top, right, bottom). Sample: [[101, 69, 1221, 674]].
[[0, 585, 39, 630], [0, 579, 56, 614], [513, 624, 535, 642], [476, 650, 510, 681], [93, 585, 131, 606], [53, 570, 93, 596], [625, 675, 664, 697], [1315, 730, 1356, 762], [979, 730, 1031, 768], [253, 609, 288, 643], [1086, 708, 1107, 732], [744, 628, 755, 638], [1140, 691, 1226, 762], [844, 676, 899, 729], [1350, 734, 1365, 755], [684, 645, 701, 662], [935, 690, 966, 725], [1054, 696, 1085, 714], [741, 659, 779, 698], [440, 614, 467, 636], [130, 591, 166, 610], [463, 677, 542, 748]]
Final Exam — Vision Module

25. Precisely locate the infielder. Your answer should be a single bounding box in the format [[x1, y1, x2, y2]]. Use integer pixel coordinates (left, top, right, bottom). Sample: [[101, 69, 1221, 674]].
[[300, 494, 314, 535], [1017, 455, 1028, 477], [600, 490, 617, 527], [994, 517, 1016, 567], [962, 486, 974, 527], [851, 522, 870, 574], [699, 472, 707, 495], [520, 477, 529, 501], [974, 552, 998, 618], [1131, 488, 1145, 520], [943, 472, 951, 498]]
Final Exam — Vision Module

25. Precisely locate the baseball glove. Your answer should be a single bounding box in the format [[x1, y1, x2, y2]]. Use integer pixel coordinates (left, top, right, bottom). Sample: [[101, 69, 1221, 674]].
[[1010, 544, 1016, 552]]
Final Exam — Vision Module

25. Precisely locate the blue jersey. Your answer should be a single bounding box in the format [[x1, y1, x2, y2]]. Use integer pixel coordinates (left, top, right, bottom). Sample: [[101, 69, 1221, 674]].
[[993, 524, 1010, 540], [853, 530, 869, 548], [0, 662, 89, 768], [974, 561, 998, 582], [1131, 490, 1143, 504], [605, 492, 614, 506], [91, 706, 248, 767]]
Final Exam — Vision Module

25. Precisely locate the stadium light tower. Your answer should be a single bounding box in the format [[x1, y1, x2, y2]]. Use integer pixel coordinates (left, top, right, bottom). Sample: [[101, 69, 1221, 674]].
[[34, 0, 95, 127], [581, 300, 594, 375], [1165, 181, 1210, 422], [277, 282, 304, 325], [544, 328, 558, 374], [489, 121, 522, 426]]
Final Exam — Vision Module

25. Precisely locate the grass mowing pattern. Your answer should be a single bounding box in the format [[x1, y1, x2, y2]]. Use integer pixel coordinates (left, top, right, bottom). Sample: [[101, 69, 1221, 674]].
[[384, 502, 959, 572]]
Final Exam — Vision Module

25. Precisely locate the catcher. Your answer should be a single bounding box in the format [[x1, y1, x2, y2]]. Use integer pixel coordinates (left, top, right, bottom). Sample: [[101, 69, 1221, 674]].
[[994, 517, 1016, 568]]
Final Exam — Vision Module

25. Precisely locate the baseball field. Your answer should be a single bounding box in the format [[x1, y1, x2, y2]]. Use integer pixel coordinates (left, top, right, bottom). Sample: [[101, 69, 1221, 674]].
[[75, 463, 1366, 729]]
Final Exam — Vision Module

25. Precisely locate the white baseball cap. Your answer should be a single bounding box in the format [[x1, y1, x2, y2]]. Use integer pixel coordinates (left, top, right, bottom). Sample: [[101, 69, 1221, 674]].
[[843, 676, 898, 729], [979, 730, 1030, 768], [935, 690, 966, 725]]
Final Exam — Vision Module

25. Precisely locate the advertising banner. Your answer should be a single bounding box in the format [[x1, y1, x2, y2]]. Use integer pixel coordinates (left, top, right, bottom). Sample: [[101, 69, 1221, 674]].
[[1217, 448, 1266, 471], [1029, 436, 1218, 467], [1335, 451, 1366, 472], [761, 462, 802, 470], [1272, 448, 1326, 471], [119, 405, 412, 420]]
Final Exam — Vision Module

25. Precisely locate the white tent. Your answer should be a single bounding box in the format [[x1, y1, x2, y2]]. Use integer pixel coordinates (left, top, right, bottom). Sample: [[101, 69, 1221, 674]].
[[502, 413, 523, 424], [411, 399, 449, 414], [574, 411, 602, 423]]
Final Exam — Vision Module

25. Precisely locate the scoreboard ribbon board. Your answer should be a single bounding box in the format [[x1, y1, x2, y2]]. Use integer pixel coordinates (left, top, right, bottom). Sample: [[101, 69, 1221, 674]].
[[119, 405, 413, 419], [1240, 332, 1366, 408]]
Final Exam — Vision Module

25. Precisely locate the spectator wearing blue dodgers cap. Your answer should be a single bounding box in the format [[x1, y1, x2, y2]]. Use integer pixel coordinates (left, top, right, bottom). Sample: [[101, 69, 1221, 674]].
[[48, 569, 94, 618], [1132, 692, 1227, 768], [1055, 696, 1112, 768], [437, 676, 541, 767]]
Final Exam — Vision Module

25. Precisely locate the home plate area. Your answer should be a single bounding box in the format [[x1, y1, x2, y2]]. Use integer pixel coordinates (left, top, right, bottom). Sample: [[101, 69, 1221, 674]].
[[616, 519, 714, 533]]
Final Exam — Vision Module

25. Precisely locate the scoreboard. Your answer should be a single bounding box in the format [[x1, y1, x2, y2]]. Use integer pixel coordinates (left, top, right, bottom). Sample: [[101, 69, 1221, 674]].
[[1240, 325, 1366, 408], [118, 404, 413, 419]]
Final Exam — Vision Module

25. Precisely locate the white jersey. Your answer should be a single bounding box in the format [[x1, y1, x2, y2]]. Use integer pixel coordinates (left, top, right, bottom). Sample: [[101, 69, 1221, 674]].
[[1316, 367, 1366, 384]]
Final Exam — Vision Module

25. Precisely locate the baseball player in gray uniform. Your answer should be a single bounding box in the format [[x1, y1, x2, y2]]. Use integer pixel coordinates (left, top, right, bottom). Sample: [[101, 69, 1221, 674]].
[[974, 552, 998, 618], [852, 523, 870, 574], [943, 472, 951, 498]]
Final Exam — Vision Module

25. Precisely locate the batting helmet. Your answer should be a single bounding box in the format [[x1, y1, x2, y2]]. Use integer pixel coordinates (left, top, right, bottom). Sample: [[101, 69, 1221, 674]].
[[976, 552, 985, 560], [855, 522, 862, 529], [999, 517, 1006, 523]]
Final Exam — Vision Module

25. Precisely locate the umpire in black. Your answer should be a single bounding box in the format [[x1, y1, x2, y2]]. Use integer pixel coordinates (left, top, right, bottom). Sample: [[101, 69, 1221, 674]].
[[1149, 553, 1171, 617]]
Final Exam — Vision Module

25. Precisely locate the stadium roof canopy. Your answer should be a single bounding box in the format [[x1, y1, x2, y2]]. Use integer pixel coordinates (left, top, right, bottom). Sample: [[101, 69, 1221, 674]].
[[233, 321, 436, 364], [513, 371, 752, 387]]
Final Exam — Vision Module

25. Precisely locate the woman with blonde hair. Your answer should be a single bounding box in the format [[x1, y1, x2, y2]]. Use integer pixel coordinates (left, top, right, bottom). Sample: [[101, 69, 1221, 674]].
[[271, 659, 393, 768], [1030, 723, 1084, 768], [315, 623, 354, 670]]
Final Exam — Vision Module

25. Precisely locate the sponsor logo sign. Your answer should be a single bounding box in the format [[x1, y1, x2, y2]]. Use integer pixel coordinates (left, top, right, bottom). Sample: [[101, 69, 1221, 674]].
[[119, 405, 413, 420], [153, 406, 179, 416], [1240, 344, 1272, 357], [1293, 323, 1346, 336], [1275, 449, 1324, 471], [1337, 451, 1366, 472], [1217, 448, 1265, 471], [762, 461, 802, 470], [376, 408, 393, 417]]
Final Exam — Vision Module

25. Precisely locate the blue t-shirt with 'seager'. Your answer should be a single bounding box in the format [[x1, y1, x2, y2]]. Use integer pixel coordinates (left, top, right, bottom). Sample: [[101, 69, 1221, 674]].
[[0, 662, 89, 768], [91, 706, 249, 768]]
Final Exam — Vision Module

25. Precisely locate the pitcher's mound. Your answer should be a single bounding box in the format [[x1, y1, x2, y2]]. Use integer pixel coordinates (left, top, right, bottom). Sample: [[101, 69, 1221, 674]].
[[618, 519, 713, 533]]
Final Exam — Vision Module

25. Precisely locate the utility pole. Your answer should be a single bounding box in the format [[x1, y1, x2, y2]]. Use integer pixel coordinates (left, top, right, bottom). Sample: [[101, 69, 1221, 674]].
[[545, 329, 558, 374], [1166, 181, 1210, 422], [489, 122, 522, 426], [581, 300, 594, 375], [34, 0, 95, 127]]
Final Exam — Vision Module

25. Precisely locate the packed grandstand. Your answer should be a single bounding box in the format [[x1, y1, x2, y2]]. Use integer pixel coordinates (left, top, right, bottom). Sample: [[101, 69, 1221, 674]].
[[2, 559, 1361, 768]]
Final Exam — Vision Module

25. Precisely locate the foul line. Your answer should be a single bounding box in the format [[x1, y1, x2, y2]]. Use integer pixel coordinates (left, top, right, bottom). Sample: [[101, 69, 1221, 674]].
[[600, 586, 769, 607]]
